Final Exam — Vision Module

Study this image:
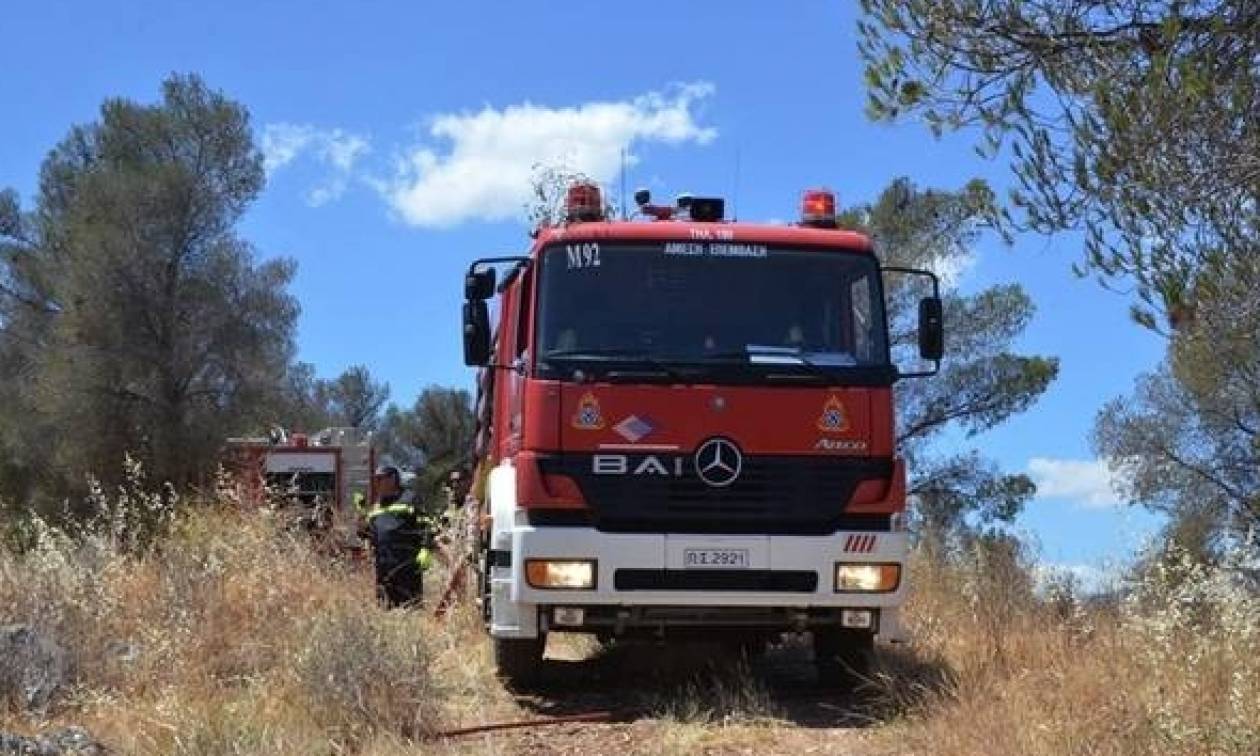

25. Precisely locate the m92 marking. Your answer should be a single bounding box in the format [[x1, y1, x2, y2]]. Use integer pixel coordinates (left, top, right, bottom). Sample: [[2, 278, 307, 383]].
[[566, 243, 601, 270]]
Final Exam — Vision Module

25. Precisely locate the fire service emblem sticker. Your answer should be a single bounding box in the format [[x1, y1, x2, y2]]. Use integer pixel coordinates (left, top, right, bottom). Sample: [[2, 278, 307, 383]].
[[816, 395, 850, 433], [571, 392, 605, 430]]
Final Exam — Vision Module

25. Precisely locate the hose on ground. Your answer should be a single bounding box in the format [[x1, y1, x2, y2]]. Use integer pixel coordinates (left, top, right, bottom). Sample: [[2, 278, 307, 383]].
[[434, 710, 617, 739]]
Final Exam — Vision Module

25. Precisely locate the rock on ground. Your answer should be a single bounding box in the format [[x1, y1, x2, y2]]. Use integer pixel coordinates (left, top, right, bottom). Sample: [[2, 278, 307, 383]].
[[0, 726, 103, 755], [0, 624, 69, 712]]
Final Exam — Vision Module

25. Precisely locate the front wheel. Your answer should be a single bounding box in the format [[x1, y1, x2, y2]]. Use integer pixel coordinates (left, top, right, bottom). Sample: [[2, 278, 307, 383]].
[[813, 628, 874, 688], [494, 635, 545, 690]]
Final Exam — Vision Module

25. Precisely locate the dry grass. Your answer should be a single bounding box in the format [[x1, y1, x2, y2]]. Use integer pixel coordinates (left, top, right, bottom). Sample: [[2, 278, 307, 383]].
[[867, 542, 1260, 756], [644, 659, 780, 726], [0, 473, 467, 754], [3, 477, 1258, 755]]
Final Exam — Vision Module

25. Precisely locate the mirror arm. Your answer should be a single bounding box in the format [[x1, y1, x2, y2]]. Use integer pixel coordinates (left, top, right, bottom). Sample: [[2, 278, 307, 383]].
[[881, 265, 944, 376], [880, 265, 941, 298], [893, 359, 941, 381]]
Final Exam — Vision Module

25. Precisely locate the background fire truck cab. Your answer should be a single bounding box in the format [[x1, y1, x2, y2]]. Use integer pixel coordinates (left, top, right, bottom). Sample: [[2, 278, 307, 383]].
[[463, 184, 943, 687], [224, 426, 376, 540]]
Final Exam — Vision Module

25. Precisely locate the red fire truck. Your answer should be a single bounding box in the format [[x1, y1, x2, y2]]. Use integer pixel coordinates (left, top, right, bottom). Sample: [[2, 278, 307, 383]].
[[224, 427, 376, 538], [463, 184, 942, 686]]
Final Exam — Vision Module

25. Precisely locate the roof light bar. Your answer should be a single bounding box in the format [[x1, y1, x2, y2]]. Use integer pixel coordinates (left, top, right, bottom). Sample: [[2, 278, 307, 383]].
[[565, 182, 605, 222], [801, 188, 837, 228]]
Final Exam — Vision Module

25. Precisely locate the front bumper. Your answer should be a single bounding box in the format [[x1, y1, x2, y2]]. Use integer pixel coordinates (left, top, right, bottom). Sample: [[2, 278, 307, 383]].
[[489, 524, 909, 641]]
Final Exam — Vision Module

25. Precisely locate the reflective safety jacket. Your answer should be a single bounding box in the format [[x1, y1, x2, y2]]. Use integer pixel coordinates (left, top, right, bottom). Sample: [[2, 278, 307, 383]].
[[356, 492, 436, 569]]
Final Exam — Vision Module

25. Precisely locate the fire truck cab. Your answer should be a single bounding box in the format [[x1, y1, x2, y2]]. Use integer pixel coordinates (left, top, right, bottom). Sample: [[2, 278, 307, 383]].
[[224, 426, 376, 536], [463, 185, 942, 686]]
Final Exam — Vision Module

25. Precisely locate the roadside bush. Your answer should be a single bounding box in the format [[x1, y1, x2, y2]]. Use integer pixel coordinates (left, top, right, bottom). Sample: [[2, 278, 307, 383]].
[[1121, 546, 1260, 752], [293, 604, 441, 744]]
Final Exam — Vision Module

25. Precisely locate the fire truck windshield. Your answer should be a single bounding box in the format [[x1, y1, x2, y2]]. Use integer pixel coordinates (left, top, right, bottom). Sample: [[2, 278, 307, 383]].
[[535, 243, 890, 382]]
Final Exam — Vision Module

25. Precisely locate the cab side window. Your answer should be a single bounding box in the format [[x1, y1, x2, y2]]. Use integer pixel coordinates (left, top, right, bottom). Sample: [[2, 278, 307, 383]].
[[514, 270, 532, 361]]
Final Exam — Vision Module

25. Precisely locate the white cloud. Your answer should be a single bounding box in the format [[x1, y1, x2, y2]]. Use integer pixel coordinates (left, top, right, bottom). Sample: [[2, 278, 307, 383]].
[[304, 182, 346, 208], [380, 82, 717, 228], [1027, 456, 1123, 509], [260, 123, 370, 207]]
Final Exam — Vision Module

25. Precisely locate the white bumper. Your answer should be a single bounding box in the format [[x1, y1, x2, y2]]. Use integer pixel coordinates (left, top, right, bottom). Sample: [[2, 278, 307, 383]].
[[490, 521, 908, 642]]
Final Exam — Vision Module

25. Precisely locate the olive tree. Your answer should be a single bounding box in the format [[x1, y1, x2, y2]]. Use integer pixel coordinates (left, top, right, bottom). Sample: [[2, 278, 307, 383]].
[[842, 178, 1058, 549], [0, 75, 299, 502], [858, 0, 1260, 326]]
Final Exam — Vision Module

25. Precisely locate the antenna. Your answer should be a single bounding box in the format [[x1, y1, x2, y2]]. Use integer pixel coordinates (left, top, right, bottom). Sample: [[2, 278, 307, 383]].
[[619, 148, 628, 220], [732, 145, 742, 222]]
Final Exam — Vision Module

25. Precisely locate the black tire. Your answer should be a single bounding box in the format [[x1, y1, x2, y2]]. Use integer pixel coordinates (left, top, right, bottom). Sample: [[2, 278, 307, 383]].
[[494, 636, 545, 690], [814, 628, 875, 688]]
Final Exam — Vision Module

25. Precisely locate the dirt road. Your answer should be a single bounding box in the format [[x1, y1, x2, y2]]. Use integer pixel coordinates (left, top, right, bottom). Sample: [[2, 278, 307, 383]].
[[438, 637, 893, 755]]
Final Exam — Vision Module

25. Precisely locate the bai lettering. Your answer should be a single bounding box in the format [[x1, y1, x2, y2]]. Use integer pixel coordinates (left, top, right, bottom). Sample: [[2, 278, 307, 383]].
[[592, 455, 684, 476]]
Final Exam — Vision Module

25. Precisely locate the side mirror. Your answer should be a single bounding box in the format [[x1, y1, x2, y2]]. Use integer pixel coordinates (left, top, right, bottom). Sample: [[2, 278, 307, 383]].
[[918, 296, 944, 361], [463, 300, 491, 366], [465, 269, 496, 300]]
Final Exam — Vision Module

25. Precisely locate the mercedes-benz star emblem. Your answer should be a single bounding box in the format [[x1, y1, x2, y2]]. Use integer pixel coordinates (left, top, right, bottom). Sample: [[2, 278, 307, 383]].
[[694, 437, 742, 488]]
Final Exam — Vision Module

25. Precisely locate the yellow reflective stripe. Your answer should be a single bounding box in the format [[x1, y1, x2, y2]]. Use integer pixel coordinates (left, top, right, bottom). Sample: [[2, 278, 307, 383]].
[[366, 502, 415, 520]]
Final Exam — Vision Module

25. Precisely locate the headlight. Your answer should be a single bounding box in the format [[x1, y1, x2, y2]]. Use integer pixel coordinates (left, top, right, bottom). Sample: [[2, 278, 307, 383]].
[[834, 563, 900, 592], [525, 559, 596, 589]]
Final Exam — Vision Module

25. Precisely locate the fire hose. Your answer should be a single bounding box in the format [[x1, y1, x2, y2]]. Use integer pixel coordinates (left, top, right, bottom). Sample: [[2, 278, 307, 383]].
[[434, 710, 619, 739]]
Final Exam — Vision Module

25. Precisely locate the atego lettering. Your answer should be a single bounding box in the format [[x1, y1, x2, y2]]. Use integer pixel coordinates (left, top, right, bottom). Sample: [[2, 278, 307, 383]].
[[593, 455, 685, 477]]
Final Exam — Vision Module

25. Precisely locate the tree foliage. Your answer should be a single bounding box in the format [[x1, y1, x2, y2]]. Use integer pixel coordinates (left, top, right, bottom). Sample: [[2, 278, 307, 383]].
[[858, 0, 1260, 324], [1094, 253, 1260, 555], [0, 74, 298, 502], [524, 163, 618, 230], [269, 363, 391, 433], [841, 178, 1058, 547], [377, 387, 476, 506], [314, 365, 390, 431]]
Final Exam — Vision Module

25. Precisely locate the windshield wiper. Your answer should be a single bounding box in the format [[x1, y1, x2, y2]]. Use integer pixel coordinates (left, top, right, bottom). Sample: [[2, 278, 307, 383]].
[[540, 349, 689, 381], [702, 347, 836, 382]]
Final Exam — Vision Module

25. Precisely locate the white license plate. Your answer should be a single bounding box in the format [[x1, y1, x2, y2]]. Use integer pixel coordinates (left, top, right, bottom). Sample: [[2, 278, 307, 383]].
[[683, 548, 749, 568]]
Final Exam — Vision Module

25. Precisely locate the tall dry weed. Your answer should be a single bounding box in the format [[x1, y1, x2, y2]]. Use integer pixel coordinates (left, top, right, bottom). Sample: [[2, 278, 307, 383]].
[[0, 470, 449, 754], [6, 468, 1259, 755], [873, 542, 1260, 756], [1121, 546, 1260, 752], [646, 657, 781, 726]]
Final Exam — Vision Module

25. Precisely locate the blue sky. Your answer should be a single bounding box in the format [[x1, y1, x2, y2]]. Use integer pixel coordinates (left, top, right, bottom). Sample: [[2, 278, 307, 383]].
[[1, 0, 1166, 573]]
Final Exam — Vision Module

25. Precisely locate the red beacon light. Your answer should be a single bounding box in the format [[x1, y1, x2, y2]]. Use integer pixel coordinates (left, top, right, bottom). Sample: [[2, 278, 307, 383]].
[[565, 182, 605, 223], [800, 188, 838, 228]]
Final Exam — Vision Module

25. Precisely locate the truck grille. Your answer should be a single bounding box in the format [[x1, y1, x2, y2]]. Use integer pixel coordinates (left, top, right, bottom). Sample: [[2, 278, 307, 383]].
[[535, 453, 893, 535], [614, 569, 818, 592]]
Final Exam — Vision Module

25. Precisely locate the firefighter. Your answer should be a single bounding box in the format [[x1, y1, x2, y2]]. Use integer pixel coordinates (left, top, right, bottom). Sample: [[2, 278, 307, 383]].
[[356, 465, 434, 608]]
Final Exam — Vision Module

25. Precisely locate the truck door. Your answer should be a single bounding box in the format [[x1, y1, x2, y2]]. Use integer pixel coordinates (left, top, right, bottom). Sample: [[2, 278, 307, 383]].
[[500, 268, 533, 457]]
